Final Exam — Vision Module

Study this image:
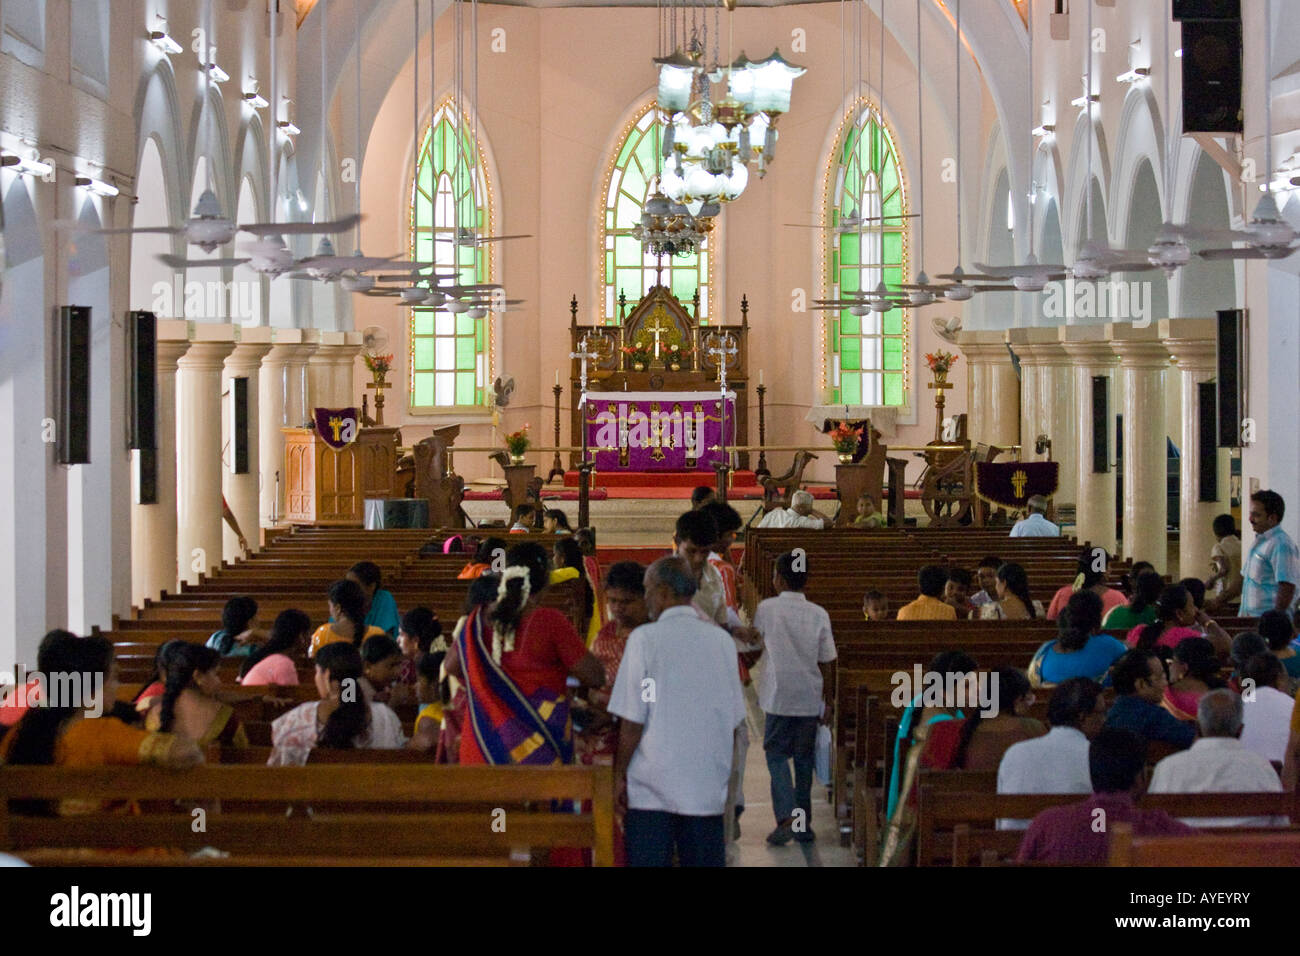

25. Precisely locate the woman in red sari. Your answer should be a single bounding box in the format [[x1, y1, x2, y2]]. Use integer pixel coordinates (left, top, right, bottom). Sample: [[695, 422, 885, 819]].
[[923, 667, 1046, 771]]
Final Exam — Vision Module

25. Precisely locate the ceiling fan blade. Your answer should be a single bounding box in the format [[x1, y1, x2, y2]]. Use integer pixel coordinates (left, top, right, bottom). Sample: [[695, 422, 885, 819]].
[[1197, 246, 1292, 260], [970, 284, 1019, 292], [472, 234, 532, 243], [61, 222, 183, 236], [157, 253, 250, 269], [241, 213, 362, 237]]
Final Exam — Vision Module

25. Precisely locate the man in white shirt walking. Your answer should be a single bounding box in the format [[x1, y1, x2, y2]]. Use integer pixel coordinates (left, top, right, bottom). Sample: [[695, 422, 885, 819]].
[[1148, 688, 1286, 827], [1009, 495, 1060, 538], [752, 551, 837, 845], [609, 556, 748, 867], [757, 489, 831, 529], [997, 678, 1107, 829]]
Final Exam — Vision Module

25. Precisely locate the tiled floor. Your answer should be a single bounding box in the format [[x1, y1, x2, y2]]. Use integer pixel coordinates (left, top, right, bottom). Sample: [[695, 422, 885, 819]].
[[730, 730, 858, 868]]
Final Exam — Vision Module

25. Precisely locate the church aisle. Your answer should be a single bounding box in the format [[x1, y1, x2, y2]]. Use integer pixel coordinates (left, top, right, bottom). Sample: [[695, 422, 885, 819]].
[[730, 727, 856, 868]]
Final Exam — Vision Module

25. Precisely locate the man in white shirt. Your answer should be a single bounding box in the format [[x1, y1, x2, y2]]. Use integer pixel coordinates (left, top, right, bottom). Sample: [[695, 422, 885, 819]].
[[1009, 495, 1060, 538], [609, 556, 748, 867], [1237, 653, 1294, 765], [997, 678, 1107, 829], [757, 489, 831, 529], [752, 550, 837, 846], [1148, 689, 1287, 827]]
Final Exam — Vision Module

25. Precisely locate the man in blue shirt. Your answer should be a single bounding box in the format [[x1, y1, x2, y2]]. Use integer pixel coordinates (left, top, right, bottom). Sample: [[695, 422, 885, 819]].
[[1010, 495, 1060, 538], [1239, 489, 1300, 618], [1103, 649, 1196, 751]]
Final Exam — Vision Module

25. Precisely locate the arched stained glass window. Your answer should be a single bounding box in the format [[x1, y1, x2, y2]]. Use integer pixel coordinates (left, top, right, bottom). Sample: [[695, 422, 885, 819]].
[[601, 103, 713, 324], [409, 100, 492, 410], [825, 102, 908, 406]]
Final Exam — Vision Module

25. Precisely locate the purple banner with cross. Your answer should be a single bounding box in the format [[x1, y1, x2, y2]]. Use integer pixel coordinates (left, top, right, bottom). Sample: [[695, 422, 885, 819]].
[[583, 391, 734, 471]]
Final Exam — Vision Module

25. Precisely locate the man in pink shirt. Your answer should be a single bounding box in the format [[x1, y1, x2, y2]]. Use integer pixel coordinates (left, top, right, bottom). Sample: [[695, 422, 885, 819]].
[[1017, 728, 1195, 865]]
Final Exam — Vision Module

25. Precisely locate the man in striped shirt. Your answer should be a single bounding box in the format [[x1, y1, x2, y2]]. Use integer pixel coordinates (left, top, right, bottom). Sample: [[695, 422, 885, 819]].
[[1240, 489, 1300, 618]]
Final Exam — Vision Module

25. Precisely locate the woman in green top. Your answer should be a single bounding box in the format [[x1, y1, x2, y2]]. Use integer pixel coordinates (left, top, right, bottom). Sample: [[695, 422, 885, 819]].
[[1102, 569, 1163, 630]]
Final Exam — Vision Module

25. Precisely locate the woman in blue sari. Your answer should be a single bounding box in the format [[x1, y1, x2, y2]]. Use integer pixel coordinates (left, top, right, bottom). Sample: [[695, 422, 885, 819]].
[[1028, 590, 1126, 689]]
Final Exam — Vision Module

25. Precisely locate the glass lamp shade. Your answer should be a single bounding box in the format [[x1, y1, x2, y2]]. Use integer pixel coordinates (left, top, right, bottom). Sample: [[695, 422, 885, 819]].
[[660, 168, 687, 202], [721, 160, 749, 201], [750, 48, 806, 115], [684, 163, 718, 200], [684, 199, 705, 217], [646, 191, 672, 216], [725, 54, 757, 112], [747, 113, 770, 158], [654, 50, 698, 113]]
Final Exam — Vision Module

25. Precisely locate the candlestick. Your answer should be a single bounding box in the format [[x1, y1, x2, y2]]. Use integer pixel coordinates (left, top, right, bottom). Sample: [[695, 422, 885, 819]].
[[759, 368, 764, 386], [554, 368, 559, 386]]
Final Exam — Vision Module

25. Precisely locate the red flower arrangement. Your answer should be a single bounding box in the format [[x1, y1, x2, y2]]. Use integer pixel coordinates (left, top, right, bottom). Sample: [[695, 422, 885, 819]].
[[829, 421, 862, 455], [924, 350, 958, 375]]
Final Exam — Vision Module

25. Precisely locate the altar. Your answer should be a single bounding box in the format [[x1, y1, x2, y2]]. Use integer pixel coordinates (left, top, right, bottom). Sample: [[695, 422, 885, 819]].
[[584, 391, 735, 471]]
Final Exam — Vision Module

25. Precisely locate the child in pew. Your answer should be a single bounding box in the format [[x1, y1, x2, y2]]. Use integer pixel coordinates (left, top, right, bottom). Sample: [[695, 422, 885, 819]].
[[146, 643, 249, 749], [239, 609, 312, 687], [863, 589, 889, 622], [944, 568, 976, 620], [360, 634, 404, 704], [406, 652, 446, 753], [205, 596, 268, 658], [309, 579, 387, 659], [346, 561, 401, 638], [852, 493, 886, 530], [388, 607, 444, 708], [268, 642, 405, 766], [132, 640, 186, 714]]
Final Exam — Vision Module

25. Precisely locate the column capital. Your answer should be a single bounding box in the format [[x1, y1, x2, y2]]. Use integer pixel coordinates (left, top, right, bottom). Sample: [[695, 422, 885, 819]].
[[1058, 325, 1119, 366], [1158, 318, 1218, 371], [1007, 327, 1068, 366], [955, 330, 1015, 364], [177, 324, 238, 371], [1107, 324, 1171, 370]]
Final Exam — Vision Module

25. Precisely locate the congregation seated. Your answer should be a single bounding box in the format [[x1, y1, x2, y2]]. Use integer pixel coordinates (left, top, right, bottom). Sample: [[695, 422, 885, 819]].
[[406, 651, 447, 753], [1045, 548, 1127, 621], [897, 565, 957, 621], [459, 536, 506, 580], [1102, 568, 1162, 630], [757, 489, 829, 530], [1258, 609, 1300, 679], [1147, 688, 1286, 828], [922, 667, 1045, 772], [205, 595, 266, 658], [551, 535, 600, 642], [387, 606, 444, 708], [1238, 653, 1294, 764], [308, 579, 386, 658], [509, 503, 538, 533], [145, 643, 248, 749], [238, 609, 311, 687], [690, 485, 716, 510], [943, 568, 975, 620], [269, 642, 405, 766], [1160, 637, 1227, 722], [133, 640, 184, 713], [543, 508, 574, 534], [359, 634, 404, 704], [1228, 631, 1268, 691], [1016, 728, 1194, 865], [997, 678, 1107, 829], [1, 634, 203, 799], [978, 562, 1042, 620], [1027, 590, 1126, 689], [346, 561, 401, 638], [1126, 584, 1230, 657], [1008, 495, 1059, 538], [969, 556, 1000, 611], [862, 589, 889, 622], [852, 493, 885, 530], [1102, 649, 1196, 751]]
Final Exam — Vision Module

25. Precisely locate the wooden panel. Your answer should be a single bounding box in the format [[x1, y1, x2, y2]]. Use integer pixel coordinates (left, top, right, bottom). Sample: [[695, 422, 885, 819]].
[[283, 429, 316, 522]]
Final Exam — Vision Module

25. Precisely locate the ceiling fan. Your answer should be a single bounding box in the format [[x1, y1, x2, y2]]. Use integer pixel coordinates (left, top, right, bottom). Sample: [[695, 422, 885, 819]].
[[783, 210, 918, 233], [434, 226, 533, 248]]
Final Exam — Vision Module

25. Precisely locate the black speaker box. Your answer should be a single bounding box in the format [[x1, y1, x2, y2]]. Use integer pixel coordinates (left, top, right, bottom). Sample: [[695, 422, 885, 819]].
[[1180, 19, 1243, 133], [1091, 375, 1109, 474], [1172, 0, 1239, 20], [231, 376, 250, 474], [57, 306, 91, 465], [1217, 308, 1243, 447], [1197, 380, 1219, 501], [127, 311, 157, 451]]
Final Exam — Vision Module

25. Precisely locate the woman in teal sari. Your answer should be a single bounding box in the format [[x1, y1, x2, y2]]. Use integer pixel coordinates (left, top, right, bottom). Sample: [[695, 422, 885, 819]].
[[879, 650, 978, 867]]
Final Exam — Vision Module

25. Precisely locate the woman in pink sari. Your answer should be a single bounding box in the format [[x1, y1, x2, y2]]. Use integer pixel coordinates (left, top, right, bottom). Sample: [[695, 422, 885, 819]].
[[1162, 637, 1228, 722]]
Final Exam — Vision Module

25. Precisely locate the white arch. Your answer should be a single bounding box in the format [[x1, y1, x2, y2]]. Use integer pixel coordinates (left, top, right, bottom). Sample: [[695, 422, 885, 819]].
[[1109, 86, 1167, 247], [1063, 110, 1113, 256]]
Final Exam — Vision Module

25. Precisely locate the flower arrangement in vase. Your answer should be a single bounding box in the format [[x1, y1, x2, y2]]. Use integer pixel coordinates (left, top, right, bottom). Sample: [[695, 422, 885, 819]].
[[829, 421, 862, 463], [924, 349, 958, 381], [621, 343, 652, 371], [666, 343, 693, 371], [363, 352, 394, 384], [505, 424, 530, 465]]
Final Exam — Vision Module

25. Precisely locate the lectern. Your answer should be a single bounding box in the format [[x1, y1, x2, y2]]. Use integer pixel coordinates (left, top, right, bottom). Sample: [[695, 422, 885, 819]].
[[283, 426, 400, 526]]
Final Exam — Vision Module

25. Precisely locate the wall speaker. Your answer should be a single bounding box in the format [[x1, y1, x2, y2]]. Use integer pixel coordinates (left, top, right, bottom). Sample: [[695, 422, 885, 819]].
[[231, 376, 250, 474], [127, 311, 156, 451], [1217, 308, 1243, 447], [1172, 0, 1239, 20], [56, 305, 91, 465], [1091, 375, 1109, 474], [1197, 380, 1219, 501], [1180, 19, 1243, 134]]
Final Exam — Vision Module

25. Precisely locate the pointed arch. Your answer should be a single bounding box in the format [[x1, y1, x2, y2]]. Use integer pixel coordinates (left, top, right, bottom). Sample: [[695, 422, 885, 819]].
[[407, 97, 494, 410]]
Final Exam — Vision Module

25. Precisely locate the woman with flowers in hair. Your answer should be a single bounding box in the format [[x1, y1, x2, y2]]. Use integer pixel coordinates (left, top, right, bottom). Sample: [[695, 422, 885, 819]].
[[444, 541, 605, 767]]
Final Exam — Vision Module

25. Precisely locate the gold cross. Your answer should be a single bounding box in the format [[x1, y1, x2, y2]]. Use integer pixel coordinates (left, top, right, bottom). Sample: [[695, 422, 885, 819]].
[[328, 416, 344, 442], [1011, 469, 1028, 499]]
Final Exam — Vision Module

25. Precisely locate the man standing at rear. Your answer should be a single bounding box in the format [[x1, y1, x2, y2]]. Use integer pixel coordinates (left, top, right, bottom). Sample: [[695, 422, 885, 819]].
[[753, 551, 836, 846], [1239, 489, 1300, 618], [610, 557, 747, 867]]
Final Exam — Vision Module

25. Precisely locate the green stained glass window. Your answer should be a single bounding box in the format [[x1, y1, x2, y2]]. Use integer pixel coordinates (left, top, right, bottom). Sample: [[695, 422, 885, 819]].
[[410, 101, 490, 409], [827, 104, 908, 407], [602, 103, 711, 325]]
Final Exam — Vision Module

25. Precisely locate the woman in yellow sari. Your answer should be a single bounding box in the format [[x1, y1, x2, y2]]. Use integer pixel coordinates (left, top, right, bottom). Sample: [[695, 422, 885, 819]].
[[550, 536, 602, 645], [145, 643, 248, 748]]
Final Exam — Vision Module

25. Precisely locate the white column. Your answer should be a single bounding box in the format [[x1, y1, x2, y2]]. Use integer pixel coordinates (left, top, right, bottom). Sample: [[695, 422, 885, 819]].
[[222, 328, 273, 561], [308, 330, 364, 408], [132, 322, 189, 604], [1061, 327, 1119, 554], [956, 331, 1020, 448], [1010, 328, 1078, 509], [1161, 318, 1229, 582], [1110, 324, 1171, 574], [176, 325, 237, 586], [258, 330, 319, 528]]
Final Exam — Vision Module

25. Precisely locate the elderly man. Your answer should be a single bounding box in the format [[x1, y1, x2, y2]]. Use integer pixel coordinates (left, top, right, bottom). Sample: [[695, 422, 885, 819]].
[[608, 556, 747, 867], [1240, 489, 1300, 617], [758, 489, 831, 529], [1010, 495, 1060, 538], [1147, 689, 1286, 827], [997, 678, 1107, 830]]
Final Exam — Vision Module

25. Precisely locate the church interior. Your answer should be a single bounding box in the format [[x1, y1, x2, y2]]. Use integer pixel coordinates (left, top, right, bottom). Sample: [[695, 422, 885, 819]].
[[2, 0, 1300, 877]]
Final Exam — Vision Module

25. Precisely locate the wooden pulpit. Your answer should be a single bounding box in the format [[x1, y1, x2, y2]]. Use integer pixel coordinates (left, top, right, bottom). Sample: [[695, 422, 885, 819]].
[[834, 422, 887, 527], [283, 426, 401, 526]]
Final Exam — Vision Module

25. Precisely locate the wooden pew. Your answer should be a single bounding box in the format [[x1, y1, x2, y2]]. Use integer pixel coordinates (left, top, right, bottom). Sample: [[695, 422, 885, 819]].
[[1107, 823, 1300, 867], [0, 764, 615, 866]]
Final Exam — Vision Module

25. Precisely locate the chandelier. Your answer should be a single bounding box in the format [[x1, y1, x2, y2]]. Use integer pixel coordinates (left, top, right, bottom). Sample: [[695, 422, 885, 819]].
[[634, 1, 804, 257]]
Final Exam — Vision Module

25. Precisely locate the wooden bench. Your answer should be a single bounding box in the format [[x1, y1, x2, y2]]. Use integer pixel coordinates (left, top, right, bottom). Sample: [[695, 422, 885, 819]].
[[1107, 823, 1300, 866], [0, 764, 614, 866]]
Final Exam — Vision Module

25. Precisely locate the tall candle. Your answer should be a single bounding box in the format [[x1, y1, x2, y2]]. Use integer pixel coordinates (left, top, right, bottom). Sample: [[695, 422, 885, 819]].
[[554, 369, 559, 386], [759, 369, 765, 386]]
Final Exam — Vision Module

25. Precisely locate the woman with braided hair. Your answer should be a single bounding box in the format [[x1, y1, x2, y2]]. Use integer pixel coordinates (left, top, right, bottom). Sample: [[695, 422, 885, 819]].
[[145, 642, 248, 749], [444, 540, 605, 767]]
